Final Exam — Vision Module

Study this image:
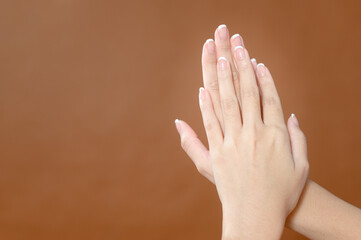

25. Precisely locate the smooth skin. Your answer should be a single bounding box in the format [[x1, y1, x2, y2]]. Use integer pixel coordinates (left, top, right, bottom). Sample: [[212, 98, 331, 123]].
[[177, 24, 309, 239], [175, 25, 361, 239]]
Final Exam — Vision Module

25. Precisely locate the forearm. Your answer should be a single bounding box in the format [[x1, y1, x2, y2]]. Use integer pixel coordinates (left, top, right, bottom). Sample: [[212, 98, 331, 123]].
[[286, 179, 361, 239]]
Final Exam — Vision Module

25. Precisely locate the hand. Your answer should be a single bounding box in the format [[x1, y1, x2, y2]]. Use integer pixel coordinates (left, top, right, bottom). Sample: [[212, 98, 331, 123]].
[[175, 25, 309, 239]]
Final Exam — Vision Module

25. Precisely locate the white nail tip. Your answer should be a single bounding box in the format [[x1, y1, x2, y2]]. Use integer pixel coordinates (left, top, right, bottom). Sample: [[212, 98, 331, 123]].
[[291, 113, 295, 118], [257, 63, 265, 67], [218, 24, 227, 29], [206, 39, 214, 44], [251, 58, 256, 62], [199, 87, 204, 93], [234, 46, 243, 50], [175, 119, 180, 124], [218, 57, 227, 61], [231, 34, 240, 39]]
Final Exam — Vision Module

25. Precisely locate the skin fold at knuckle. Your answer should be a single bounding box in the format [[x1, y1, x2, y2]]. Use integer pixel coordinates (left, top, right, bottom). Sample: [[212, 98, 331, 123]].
[[207, 80, 219, 91], [204, 119, 214, 132], [221, 97, 238, 113], [195, 162, 207, 176], [298, 159, 310, 178], [241, 88, 259, 102], [180, 135, 194, 153], [262, 95, 279, 107]]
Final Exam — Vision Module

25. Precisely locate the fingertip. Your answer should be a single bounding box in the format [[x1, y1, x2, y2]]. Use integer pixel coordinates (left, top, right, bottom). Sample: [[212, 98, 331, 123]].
[[256, 63, 267, 77], [175, 118, 183, 135], [230, 33, 244, 47], [215, 24, 229, 41], [218, 57, 229, 70], [206, 38, 214, 44], [251, 58, 257, 70], [199, 87, 205, 106], [288, 113, 299, 128], [204, 39, 215, 54]]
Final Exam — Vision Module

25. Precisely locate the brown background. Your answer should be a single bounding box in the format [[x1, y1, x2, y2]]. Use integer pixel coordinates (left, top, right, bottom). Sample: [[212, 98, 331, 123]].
[[1, 0, 360, 239]]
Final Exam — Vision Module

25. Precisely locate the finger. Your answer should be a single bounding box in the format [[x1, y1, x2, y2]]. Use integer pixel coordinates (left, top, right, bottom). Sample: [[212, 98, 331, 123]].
[[215, 25, 241, 102], [250, 58, 257, 71], [175, 119, 215, 183], [202, 39, 224, 130], [231, 33, 245, 48], [230, 33, 245, 70], [287, 114, 309, 175], [233, 46, 262, 126], [249, 58, 265, 120], [255, 63, 285, 126], [199, 87, 223, 148], [217, 57, 242, 138]]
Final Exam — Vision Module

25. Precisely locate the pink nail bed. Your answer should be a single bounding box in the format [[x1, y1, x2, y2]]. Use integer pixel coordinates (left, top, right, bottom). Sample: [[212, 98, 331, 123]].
[[234, 46, 244, 60], [217, 24, 228, 40], [206, 39, 215, 53], [218, 57, 227, 70], [257, 63, 266, 77]]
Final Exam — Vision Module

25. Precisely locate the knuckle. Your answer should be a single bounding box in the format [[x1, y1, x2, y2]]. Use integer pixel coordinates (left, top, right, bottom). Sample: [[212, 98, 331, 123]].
[[218, 44, 230, 50], [268, 125, 289, 143], [180, 136, 193, 152], [242, 128, 258, 142], [221, 97, 238, 112], [242, 88, 259, 101], [204, 120, 213, 132], [195, 163, 206, 175], [238, 59, 248, 68], [299, 161, 310, 177], [207, 79, 219, 91], [263, 96, 279, 106]]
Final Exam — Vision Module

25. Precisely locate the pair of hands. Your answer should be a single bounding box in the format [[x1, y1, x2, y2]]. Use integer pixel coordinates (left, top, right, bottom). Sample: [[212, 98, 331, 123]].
[[175, 25, 309, 239]]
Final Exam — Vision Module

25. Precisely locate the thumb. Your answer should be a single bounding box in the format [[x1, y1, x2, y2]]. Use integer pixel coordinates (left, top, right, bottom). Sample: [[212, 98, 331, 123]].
[[287, 113, 309, 174], [175, 119, 215, 183]]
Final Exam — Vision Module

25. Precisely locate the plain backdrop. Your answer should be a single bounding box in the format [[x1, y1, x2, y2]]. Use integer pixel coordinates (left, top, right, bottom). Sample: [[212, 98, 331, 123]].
[[0, 0, 360, 239]]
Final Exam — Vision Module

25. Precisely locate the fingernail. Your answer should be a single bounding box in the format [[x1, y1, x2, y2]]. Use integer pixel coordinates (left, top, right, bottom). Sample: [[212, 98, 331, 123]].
[[231, 33, 243, 47], [205, 39, 215, 53], [218, 57, 227, 70], [234, 46, 244, 60], [199, 87, 205, 105], [257, 63, 266, 77], [251, 58, 256, 63], [217, 24, 228, 40], [291, 113, 299, 126], [231, 33, 240, 40], [175, 119, 182, 134]]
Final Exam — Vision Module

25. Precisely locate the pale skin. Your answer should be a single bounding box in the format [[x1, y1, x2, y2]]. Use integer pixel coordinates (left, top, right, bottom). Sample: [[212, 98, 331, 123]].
[[175, 25, 361, 239]]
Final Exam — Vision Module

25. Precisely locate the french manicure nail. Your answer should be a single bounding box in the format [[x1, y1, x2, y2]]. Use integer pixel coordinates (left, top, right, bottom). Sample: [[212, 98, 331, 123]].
[[231, 33, 240, 40], [199, 87, 205, 94], [231, 33, 244, 46], [217, 24, 228, 40], [206, 39, 214, 44], [205, 39, 215, 53], [199, 87, 205, 105], [218, 57, 227, 70], [234, 46, 244, 60], [175, 119, 182, 134], [291, 113, 299, 126], [257, 63, 266, 77]]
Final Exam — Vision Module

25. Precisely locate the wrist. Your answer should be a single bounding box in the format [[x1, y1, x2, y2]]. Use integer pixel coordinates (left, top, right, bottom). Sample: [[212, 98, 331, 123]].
[[222, 205, 286, 240]]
